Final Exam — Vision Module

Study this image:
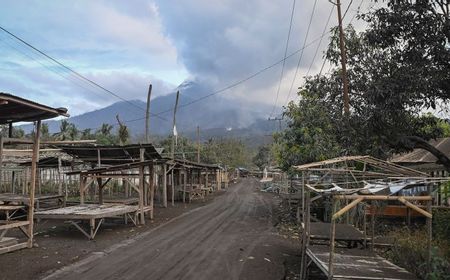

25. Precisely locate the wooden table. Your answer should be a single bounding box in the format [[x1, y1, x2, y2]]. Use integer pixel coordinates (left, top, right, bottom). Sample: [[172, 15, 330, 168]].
[[306, 245, 417, 279], [35, 204, 138, 239]]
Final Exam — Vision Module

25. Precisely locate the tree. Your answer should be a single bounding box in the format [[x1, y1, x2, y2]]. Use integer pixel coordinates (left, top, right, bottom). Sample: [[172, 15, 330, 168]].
[[276, 0, 450, 170], [56, 120, 78, 140], [95, 123, 117, 145], [12, 127, 25, 138], [116, 115, 129, 146], [202, 138, 253, 168], [159, 135, 198, 161], [253, 145, 272, 170], [40, 123, 51, 140], [81, 128, 93, 140], [99, 123, 113, 136]]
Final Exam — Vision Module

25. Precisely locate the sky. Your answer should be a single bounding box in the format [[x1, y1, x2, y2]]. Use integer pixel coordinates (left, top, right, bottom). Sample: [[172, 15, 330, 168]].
[[0, 0, 372, 117]]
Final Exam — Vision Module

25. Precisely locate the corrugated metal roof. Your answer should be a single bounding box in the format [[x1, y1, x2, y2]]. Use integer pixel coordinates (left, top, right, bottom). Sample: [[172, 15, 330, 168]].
[[58, 144, 162, 165], [391, 138, 450, 163], [0, 92, 69, 123]]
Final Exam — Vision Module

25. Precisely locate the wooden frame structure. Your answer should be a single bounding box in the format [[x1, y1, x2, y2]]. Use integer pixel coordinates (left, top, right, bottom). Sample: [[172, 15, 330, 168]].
[[294, 156, 441, 279], [0, 93, 68, 254]]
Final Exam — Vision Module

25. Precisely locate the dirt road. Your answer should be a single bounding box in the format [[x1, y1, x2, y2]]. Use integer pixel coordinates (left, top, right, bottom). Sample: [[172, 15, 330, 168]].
[[43, 178, 297, 280]]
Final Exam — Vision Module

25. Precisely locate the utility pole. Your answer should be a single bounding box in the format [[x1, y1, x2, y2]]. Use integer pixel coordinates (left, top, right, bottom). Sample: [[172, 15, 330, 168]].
[[171, 91, 180, 160], [197, 126, 200, 163], [334, 0, 350, 116], [145, 84, 152, 143]]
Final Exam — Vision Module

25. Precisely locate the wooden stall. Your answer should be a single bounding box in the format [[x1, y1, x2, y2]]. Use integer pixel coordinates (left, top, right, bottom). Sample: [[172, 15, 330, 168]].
[[167, 159, 223, 204], [35, 145, 164, 239], [0, 93, 68, 254], [293, 156, 443, 279]]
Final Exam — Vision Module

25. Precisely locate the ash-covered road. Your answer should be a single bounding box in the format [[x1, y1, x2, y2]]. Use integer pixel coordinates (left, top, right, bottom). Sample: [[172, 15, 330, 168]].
[[44, 178, 294, 280]]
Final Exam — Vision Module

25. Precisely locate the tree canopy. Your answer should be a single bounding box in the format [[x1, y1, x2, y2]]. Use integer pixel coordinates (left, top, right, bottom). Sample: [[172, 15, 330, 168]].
[[275, 0, 450, 171]]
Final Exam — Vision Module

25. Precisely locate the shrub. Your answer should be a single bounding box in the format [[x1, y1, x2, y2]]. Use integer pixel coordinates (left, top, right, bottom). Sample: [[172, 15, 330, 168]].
[[385, 228, 450, 279]]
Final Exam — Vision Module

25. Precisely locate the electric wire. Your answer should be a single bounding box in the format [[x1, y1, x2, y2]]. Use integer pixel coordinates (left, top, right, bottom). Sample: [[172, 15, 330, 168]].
[[281, 0, 318, 115], [0, 25, 167, 121], [270, 0, 297, 118]]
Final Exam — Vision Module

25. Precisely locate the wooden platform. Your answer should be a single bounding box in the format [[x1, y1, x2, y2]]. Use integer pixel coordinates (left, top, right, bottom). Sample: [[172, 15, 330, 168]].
[[35, 204, 138, 220], [309, 222, 365, 242], [0, 193, 64, 210], [35, 204, 138, 239], [103, 197, 139, 205], [306, 246, 417, 279]]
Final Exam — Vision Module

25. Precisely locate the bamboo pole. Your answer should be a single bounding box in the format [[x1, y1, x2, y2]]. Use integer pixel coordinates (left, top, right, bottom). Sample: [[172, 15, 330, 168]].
[[398, 197, 432, 218], [328, 197, 337, 280], [27, 120, 41, 248], [332, 197, 363, 220]]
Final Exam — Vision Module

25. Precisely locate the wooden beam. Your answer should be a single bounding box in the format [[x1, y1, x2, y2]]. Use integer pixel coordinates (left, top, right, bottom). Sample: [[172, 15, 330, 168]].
[[336, 195, 432, 201], [332, 197, 363, 220], [398, 197, 432, 218], [27, 119, 41, 248]]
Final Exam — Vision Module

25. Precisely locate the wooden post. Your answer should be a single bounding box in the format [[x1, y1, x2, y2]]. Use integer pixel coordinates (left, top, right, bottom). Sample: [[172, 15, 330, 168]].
[[140, 148, 147, 205], [301, 171, 305, 223], [97, 177, 103, 204], [139, 148, 145, 224], [371, 203, 375, 251], [97, 149, 101, 167], [363, 204, 367, 248], [171, 91, 180, 160], [183, 169, 187, 203], [226, 169, 229, 188], [27, 120, 41, 248], [149, 164, 155, 219], [145, 84, 152, 143], [58, 157, 63, 197], [427, 185, 432, 272], [163, 164, 167, 208], [328, 197, 337, 280], [139, 165, 145, 224], [301, 190, 311, 279], [80, 175, 86, 204], [197, 125, 200, 163], [171, 169, 175, 206], [0, 136, 3, 193], [335, 0, 350, 116]]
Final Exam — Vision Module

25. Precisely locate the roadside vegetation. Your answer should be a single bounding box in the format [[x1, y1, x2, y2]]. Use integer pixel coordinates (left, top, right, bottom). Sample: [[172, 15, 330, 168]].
[[269, 1, 450, 278]]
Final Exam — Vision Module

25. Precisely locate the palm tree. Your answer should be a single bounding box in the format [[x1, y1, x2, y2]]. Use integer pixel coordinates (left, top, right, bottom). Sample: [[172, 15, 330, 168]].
[[99, 123, 113, 136], [56, 120, 78, 140], [41, 123, 50, 140], [81, 128, 92, 140], [116, 115, 129, 145]]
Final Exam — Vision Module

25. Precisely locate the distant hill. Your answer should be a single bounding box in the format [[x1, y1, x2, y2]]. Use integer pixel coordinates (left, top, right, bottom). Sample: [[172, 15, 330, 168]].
[[22, 80, 278, 146]]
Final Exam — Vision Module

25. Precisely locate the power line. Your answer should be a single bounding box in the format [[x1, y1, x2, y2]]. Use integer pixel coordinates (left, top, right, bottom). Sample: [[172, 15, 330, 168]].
[[0, 34, 127, 104], [119, 29, 336, 127], [306, 6, 335, 77], [15, 20, 336, 134], [270, 0, 297, 118], [0, 25, 167, 122], [282, 0, 318, 113]]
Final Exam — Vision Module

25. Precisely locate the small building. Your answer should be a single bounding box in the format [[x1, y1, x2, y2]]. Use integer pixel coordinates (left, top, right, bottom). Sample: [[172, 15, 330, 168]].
[[390, 137, 450, 176]]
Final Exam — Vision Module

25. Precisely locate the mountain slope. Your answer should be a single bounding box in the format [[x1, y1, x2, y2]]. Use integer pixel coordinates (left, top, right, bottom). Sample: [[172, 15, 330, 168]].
[[31, 80, 275, 139]]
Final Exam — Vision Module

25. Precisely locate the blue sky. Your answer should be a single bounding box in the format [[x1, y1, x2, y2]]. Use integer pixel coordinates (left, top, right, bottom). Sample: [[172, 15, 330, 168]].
[[0, 0, 369, 116]]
